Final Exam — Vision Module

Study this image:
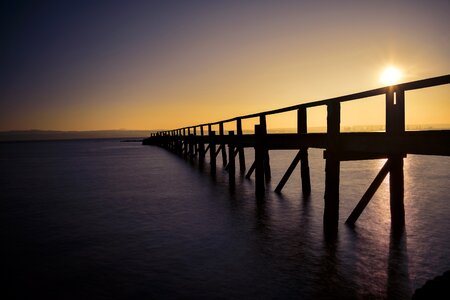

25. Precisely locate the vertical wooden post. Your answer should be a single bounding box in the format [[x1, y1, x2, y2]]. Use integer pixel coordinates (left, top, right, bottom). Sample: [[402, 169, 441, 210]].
[[177, 129, 182, 155], [163, 131, 167, 149], [298, 106, 311, 195], [324, 101, 340, 230], [386, 89, 405, 229], [386, 89, 405, 134], [172, 131, 176, 152], [183, 128, 187, 159], [389, 155, 405, 229], [188, 133, 194, 162], [228, 131, 235, 187], [259, 115, 271, 180], [255, 124, 265, 197], [199, 126, 205, 168], [236, 118, 246, 174], [209, 130, 216, 176], [188, 127, 192, 157], [219, 122, 227, 166], [193, 127, 198, 157], [174, 130, 178, 155]]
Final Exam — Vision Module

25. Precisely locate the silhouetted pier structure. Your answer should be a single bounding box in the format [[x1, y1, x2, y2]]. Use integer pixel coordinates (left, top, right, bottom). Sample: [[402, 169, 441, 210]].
[[143, 75, 450, 231]]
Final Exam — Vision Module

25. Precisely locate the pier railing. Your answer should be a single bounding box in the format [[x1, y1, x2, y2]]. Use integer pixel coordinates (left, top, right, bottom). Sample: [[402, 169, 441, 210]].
[[143, 74, 450, 232]]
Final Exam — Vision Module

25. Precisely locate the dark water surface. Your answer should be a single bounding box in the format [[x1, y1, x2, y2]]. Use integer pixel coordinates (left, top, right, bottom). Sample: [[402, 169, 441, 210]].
[[1, 139, 449, 299]]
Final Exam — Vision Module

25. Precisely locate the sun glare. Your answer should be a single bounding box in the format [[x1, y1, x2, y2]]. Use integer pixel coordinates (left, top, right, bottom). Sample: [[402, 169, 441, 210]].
[[380, 66, 402, 85]]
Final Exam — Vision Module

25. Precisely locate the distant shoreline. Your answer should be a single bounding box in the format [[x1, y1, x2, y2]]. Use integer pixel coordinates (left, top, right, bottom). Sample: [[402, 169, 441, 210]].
[[0, 130, 151, 142], [2, 124, 448, 142], [0, 137, 144, 144]]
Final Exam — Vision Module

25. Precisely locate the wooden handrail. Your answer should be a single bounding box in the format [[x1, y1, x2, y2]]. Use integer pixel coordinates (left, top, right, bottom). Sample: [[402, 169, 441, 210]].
[[165, 74, 450, 133]]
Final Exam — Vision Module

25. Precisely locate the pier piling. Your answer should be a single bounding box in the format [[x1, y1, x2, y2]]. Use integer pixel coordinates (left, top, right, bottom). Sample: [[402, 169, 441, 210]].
[[228, 131, 235, 187]]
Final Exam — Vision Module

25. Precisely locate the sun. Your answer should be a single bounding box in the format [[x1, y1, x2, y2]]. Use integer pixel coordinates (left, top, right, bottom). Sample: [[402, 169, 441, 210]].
[[380, 66, 402, 85]]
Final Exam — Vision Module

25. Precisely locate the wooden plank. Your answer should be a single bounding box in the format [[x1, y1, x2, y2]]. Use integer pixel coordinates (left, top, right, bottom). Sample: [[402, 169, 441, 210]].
[[259, 131, 450, 156]]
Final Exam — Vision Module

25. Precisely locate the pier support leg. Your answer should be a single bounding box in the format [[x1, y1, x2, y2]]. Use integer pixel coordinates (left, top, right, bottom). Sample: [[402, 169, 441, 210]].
[[264, 150, 271, 181], [255, 125, 265, 198], [297, 107, 311, 195], [183, 139, 188, 160], [236, 118, 246, 174], [209, 131, 216, 176], [188, 134, 194, 162], [228, 131, 235, 188], [183, 129, 188, 159], [386, 89, 406, 230], [258, 115, 271, 180], [219, 123, 227, 167], [389, 155, 405, 229], [300, 149, 311, 195], [324, 155, 340, 230], [324, 102, 340, 233], [177, 136, 182, 156], [199, 127, 205, 169]]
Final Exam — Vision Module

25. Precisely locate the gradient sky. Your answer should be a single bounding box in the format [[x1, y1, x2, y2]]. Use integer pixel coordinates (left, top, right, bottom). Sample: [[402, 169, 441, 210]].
[[1, 0, 449, 131]]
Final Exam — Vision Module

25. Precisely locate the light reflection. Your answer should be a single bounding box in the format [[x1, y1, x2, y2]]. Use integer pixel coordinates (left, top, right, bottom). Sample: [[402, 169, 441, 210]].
[[387, 228, 411, 298]]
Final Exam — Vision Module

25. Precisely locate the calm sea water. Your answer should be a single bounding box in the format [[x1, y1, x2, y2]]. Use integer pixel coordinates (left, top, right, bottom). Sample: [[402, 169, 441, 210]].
[[1, 139, 449, 299]]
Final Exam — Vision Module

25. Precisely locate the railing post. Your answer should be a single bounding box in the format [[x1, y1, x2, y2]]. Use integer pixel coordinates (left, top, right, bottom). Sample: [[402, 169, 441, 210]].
[[298, 106, 311, 195], [219, 122, 228, 167], [255, 124, 265, 197], [324, 101, 340, 232], [386, 88, 405, 230], [259, 114, 271, 180], [228, 131, 235, 187], [386, 88, 405, 134], [236, 118, 246, 174]]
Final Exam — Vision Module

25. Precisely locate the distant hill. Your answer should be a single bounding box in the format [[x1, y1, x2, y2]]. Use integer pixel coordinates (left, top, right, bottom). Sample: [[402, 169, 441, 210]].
[[0, 130, 153, 142]]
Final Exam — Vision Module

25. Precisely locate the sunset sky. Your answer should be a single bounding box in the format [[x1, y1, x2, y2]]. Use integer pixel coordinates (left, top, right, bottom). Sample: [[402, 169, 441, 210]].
[[1, 0, 449, 131]]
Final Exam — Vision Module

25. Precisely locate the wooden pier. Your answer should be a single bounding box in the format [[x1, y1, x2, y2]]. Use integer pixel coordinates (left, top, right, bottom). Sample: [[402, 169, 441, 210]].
[[143, 75, 450, 231]]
